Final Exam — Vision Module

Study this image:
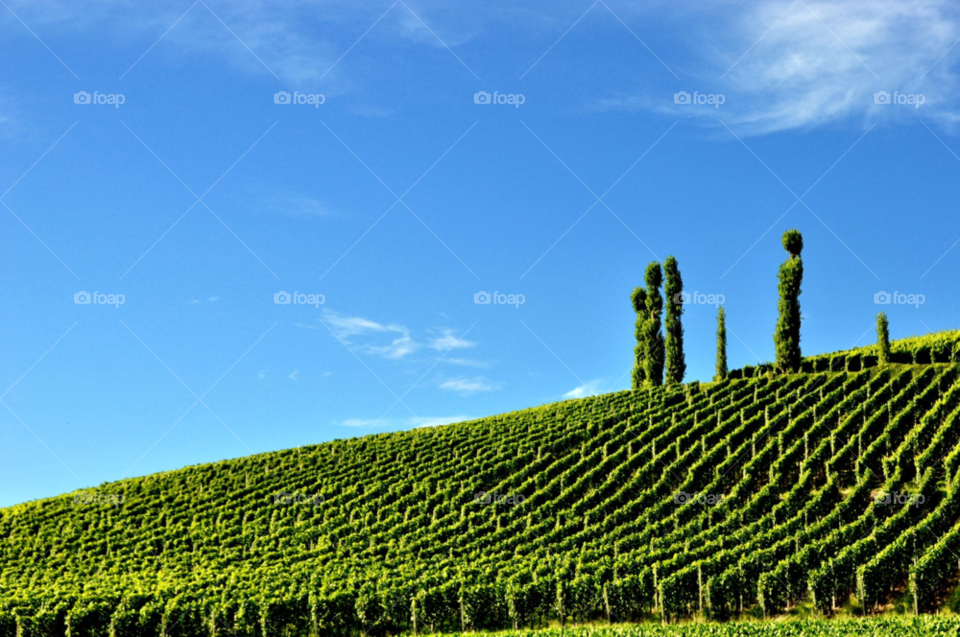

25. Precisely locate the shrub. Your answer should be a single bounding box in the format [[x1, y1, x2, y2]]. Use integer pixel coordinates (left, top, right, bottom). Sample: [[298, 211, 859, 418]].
[[643, 262, 664, 387], [715, 307, 727, 382], [774, 229, 803, 373], [664, 256, 686, 385], [877, 312, 891, 364], [631, 287, 648, 389]]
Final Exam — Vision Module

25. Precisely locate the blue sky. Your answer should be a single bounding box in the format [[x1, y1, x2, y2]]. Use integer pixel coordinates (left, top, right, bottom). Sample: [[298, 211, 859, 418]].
[[2, 0, 959, 506]]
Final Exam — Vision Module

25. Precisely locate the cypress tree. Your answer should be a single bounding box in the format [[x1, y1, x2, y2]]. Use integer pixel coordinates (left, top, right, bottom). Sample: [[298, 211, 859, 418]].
[[877, 312, 891, 364], [643, 262, 665, 387], [664, 256, 685, 385], [774, 229, 803, 373], [630, 287, 648, 389], [715, 306, 727, 382]]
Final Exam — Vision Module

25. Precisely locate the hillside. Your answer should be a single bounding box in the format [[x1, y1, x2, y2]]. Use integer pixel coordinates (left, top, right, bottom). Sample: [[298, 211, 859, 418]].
[[4, 358, 960, 635]]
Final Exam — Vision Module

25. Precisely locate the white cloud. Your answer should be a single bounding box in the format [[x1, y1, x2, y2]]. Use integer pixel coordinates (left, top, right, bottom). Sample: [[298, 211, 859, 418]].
[[339, 414, 468, 429], [443, 357, 491, 368], [439, 377, 500, 394], [259, 192, 337, 218], [428, 328, 477, 351], [2, 0, 498, 90], [327, 310, 418, 359], [564, 380, 606, 399], [288, 370, 300, 380], [340, 418, 380, 428], [411, 415, 469, 428], [598, 0, 960, 135], [316, 311, 478, 360], [323, 310, 407, 340], [367, 335, 419, 359]]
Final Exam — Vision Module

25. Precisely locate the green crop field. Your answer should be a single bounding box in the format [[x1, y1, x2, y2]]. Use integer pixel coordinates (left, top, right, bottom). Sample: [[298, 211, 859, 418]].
[[439, 617, 960, 636], [4, 339, 960, 637]]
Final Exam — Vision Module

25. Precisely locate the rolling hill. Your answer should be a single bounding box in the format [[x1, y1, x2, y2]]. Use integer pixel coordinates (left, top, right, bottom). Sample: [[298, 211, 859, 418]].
[[4, 335, 960, 636]]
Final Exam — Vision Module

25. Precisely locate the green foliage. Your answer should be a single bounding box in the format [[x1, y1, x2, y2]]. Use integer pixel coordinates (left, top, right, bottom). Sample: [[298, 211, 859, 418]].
[[4, 350, 960, 634], [774, 230, 803, 373], [643, 262, 664, 387], [783, 228, 804, 257], [435, 616, 960, 635], [663, 257, 685, 386], [631, 287, 648, 390], [799, 330, 960, 373], [715, 307, 727, 382], [877, 313, 891, 364]]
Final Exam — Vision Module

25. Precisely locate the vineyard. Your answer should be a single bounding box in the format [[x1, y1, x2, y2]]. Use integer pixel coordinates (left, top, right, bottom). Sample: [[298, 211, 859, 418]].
[[440, 618, 960, 636], [4, 349, 960, 635]]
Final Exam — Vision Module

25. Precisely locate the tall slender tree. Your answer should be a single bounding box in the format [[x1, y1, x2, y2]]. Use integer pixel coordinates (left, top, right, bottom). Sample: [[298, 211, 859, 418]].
[[664, 256, 685, 385], [877, 312, 891, 364], [630, 287, 648, 389], [774, 229, 804, 373], [715, 306, 727, 382], [643, 262, 665, 387]]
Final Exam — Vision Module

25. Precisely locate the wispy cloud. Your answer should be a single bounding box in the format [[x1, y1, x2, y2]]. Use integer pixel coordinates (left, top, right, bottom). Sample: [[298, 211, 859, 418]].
[[598, 0, 960, 135], [563, 379, 605, 399], [260, 193, 337, 218], [2, 0, 493, 88], [339, 414, 468, 428], [439, 376, 500, 394], [367, 335, 419, 359], [428, 328, 477, 351], [443, 357, 491, 368], [313, 310, 478, 361], [323, 310, 408, 340]]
